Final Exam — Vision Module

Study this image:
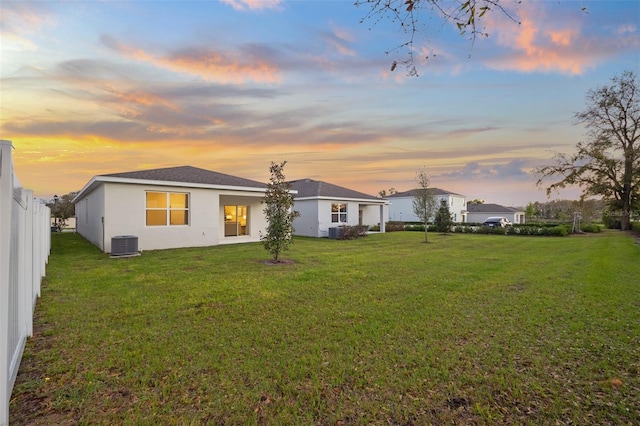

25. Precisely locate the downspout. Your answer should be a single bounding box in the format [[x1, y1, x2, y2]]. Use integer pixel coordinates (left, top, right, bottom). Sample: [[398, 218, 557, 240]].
[[101, 216, 105, 253]]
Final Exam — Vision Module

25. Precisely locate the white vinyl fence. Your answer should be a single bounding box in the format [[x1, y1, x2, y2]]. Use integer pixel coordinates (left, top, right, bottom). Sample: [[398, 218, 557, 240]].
[[0, 140, 50, 426]]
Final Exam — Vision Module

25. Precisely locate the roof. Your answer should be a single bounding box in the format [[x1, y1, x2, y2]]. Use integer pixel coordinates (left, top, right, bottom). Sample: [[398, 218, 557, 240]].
[[289, 178, 381, 202], [102, 165, 266, 188], [467, 203, 518, 213], [74, 165, 267, 202], [386, 188, 464, 198]]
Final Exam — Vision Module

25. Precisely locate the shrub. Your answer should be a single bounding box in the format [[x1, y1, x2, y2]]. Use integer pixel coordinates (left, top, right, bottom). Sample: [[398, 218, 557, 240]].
[[546, 225, 570, 236], [580, 223, 601, 233], [603, 214, 622, 229], [335, 225, 369, 240], [385, 221, 405, 232], [631, 222, 640, 232]]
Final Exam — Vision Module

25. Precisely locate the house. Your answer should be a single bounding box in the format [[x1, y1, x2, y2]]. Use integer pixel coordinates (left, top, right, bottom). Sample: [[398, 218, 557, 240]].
[[289, 179, 387, 237], [466, 203, 526, 224], [385, 188, 467, 223], [73, 166, 273, 253]]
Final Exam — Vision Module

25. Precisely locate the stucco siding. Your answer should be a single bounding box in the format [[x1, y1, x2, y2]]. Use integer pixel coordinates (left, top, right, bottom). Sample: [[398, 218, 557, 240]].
[[75, 185, 105, 250], [218, 193, 266, 245], [388, 195, 466, 223], [360, 204, 387, 228], [292, 200, 321, 237]]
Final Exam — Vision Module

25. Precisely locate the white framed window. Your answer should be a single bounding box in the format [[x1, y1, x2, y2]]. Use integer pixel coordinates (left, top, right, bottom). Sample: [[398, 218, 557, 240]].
[[224, 205, 248, 236], [146, 192, 189, 226], [331, 203, 347, 223]]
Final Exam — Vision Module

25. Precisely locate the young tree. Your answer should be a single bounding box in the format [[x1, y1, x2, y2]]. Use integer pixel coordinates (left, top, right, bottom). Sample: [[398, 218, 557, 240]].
[[261, 161, 300, 262], [434, 198, 454, 233], [412, 169, 437, 242], [535, 71, 639, 231], [524, 202, 537, 222]]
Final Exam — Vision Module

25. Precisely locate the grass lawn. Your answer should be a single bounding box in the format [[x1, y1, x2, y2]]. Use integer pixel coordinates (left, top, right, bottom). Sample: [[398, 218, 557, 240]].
[[10, 231, 640, 425]]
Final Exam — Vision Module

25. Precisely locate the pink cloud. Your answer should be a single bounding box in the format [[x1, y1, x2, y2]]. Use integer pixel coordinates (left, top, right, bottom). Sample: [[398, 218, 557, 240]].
[[482, 3, 640, 75], [220, 0, 283, 11], [101, 35, 281, 84], [0, 2, 55, 50]]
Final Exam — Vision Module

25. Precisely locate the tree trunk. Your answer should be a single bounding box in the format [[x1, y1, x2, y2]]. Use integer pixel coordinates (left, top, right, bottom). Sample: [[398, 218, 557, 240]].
[[621, 189, 631, 231], [424, 223, 428, 243]]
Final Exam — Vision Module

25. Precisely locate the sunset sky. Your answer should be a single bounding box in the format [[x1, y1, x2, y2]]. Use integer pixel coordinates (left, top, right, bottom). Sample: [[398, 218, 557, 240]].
[[2, 0, 639, 206]]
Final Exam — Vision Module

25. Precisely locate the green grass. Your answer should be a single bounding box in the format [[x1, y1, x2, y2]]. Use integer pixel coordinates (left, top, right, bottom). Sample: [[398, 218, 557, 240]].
[[10, 231, 640, 425]]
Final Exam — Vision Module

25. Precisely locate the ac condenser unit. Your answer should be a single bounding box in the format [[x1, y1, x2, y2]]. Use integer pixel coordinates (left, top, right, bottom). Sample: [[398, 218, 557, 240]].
[[328, 227, 344, 239], [111, 235, 139, 257]]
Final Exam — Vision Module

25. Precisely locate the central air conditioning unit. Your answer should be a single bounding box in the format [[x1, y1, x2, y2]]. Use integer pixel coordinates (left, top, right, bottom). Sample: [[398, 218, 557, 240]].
[[328, 227, 345, 239], [111, 235, 139, 257]]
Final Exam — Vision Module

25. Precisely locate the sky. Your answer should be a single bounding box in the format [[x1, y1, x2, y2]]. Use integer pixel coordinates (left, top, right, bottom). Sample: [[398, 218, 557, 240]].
[[1, 0, 639, 207]]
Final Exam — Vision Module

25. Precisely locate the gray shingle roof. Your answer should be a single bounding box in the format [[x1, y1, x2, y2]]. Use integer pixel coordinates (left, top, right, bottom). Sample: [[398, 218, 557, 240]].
[[103, 165, 266, 188], [386, 188, 464, 198], [289, 178, 379, 200], [467, 203, 517, 213]]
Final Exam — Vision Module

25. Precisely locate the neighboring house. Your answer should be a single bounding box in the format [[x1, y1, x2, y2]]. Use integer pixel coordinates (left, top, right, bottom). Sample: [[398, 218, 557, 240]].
[[386, 188, 467, 223], [466, 203, 526, 224], [73, 166, 274, 253], [289, 179, 387, 238]]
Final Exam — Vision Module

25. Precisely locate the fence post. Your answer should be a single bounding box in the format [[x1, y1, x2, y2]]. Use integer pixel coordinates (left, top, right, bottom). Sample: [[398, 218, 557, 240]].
[[0, 140, 14, 426]]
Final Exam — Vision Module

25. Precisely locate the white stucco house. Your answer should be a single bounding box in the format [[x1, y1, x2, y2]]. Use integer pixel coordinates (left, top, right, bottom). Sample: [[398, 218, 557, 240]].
[[466, 203, 525, 224], [73, 166, 275, 253], [385, 188, 467, 223], [289, 179, 387, 238]]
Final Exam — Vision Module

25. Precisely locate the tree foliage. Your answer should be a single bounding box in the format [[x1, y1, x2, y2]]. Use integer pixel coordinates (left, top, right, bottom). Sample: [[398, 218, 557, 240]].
[[412, 169, 437, 242], [46, 192, 77, 227], [356, 0, 521, 76], [535, 71, 640, 231], [434, 198, 454, 233], [261, 161, 300, 262], [378, 187, 398, 198]]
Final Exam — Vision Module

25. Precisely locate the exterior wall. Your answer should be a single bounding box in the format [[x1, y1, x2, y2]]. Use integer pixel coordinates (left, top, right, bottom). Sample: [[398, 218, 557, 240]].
[[219, 194, 266, 245], [360, 204, 387, 228], [75, 184, 106, 251], [292, 200, 321, 237], [77, 182, 268, 253], [293, 199, 387, 238], [388, 195, 466, 223], [449, 195, 467, 222]]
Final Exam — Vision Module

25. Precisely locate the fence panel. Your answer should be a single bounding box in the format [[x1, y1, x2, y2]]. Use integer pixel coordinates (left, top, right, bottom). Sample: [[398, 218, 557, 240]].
[[0, 140, 50, 426]]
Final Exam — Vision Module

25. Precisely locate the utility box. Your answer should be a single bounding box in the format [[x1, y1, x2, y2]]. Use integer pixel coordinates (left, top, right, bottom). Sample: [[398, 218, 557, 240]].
[[328, 227, 345, 239], [111, 235, 138, 256]]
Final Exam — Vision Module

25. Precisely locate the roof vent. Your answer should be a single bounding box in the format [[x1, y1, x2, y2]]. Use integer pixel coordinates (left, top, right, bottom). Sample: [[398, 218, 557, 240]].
[[111, 235, 139, 257]]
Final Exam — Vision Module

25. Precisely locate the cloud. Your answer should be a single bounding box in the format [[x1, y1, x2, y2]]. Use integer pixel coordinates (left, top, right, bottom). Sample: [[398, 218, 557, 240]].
[[0, 1, 55, 50], [440, 159, 532, 181], [101, 35, 283, 84], [220, 0, 283, 11], [482, 3, 640, 75], [322, 25, 356, 56]]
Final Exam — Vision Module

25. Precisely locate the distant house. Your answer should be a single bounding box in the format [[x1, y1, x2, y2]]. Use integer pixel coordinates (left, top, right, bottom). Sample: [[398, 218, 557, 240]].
[[73, 166, 274, 253], [466, 203, 526, 224], [289, 179, 387, 238], [385, 188, 467, 223]]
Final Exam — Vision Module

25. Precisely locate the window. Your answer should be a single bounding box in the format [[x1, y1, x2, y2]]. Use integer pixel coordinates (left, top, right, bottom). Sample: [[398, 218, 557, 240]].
[[224, 205, 248, 236], [146, 192, 189, 226], [331, 203, 347, 223]]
